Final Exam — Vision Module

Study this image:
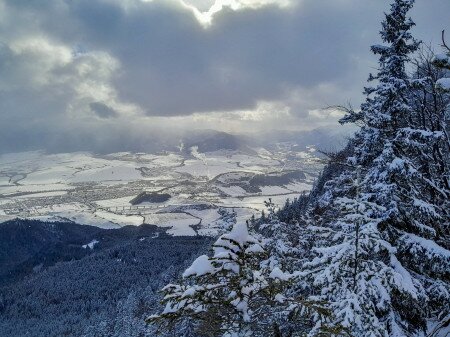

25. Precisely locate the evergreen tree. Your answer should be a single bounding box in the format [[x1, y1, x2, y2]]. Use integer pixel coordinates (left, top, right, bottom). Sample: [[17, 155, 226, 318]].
[[301, 0, 450, 335], [410, 48, 450, 218], [217, 207, 238, 234], [259, 199, 338, 336], [149, 222, 333, 337]]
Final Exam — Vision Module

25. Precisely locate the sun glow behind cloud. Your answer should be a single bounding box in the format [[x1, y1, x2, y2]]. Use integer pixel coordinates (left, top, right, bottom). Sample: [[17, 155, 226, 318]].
[[180, 0, 292, 26]]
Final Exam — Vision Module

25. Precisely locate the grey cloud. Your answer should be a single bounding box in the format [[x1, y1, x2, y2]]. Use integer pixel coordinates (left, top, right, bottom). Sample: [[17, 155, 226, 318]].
[[90, 102, 118, 119], [61, 0, 450, 116], [0, 0, 386, 116], [68, 0, 384, 116]]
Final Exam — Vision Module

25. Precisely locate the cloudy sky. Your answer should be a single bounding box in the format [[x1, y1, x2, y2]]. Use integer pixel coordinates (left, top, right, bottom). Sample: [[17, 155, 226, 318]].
[[0, 0, 449, 153]]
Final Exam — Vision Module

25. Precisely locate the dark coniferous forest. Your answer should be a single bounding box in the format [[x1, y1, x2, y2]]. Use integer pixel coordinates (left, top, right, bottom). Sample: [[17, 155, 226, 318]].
[[0, 219, 212, 336]]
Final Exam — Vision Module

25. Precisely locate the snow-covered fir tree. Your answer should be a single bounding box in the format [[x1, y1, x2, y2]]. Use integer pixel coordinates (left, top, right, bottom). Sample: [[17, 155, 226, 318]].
[[300, 0, 450, 336], [410, 48, 450, 210], [257, 199, 329, 336], [216, 207, 237, 234], [149, 220, 336, 337]]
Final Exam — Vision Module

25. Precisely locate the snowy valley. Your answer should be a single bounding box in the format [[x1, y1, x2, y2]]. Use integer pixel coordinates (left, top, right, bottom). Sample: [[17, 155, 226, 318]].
[[0, 144, 322, 236]]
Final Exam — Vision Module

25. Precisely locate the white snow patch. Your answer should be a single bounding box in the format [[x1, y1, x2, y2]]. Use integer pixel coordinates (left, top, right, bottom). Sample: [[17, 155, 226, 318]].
[[82, 239, 99, 249], [217, 185, 247, 196], [94, 210, 143, 226], [269, 267, 291, 281], [436, 78, 450, 91], [183, 255, 215, 278]]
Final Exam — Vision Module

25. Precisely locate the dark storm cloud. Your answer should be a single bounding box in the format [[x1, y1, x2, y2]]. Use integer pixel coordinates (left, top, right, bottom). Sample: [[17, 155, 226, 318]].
[[0, 0, 449, 154], [90, 102, 118, 119], [66, 0, 450, 116], [0, 0, 382, 117], [34, 0, 383, 116]]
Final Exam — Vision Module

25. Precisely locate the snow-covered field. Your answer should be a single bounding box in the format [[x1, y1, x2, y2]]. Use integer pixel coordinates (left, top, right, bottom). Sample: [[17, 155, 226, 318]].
[[0, 146, 322, 236]]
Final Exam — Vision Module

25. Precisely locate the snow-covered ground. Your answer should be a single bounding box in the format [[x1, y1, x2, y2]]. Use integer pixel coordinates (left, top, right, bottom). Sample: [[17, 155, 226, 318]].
[[0, 146, 323, 236]]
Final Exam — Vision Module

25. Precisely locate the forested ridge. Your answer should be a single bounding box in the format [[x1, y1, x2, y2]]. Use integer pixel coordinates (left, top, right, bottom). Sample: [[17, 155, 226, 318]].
[[0, 219, 212, 337]]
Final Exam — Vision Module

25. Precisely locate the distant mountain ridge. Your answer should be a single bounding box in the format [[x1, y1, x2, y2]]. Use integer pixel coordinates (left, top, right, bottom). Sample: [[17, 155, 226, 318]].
[[182, 127, 352, 153], [10, 127, 351, 155], [181, 129, 247, 153]]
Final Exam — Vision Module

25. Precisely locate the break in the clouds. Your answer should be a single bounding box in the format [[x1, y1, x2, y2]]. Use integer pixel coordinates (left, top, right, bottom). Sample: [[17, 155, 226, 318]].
[[0, 0, 449, 153]]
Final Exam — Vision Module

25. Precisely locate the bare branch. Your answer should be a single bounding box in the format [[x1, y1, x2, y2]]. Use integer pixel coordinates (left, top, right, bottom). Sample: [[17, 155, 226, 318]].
[[441, 30, 450, 53]]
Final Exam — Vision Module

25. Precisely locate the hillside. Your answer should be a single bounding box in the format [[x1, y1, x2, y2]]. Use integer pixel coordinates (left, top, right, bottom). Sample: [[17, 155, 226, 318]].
[[0, 219, 212, 337]]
